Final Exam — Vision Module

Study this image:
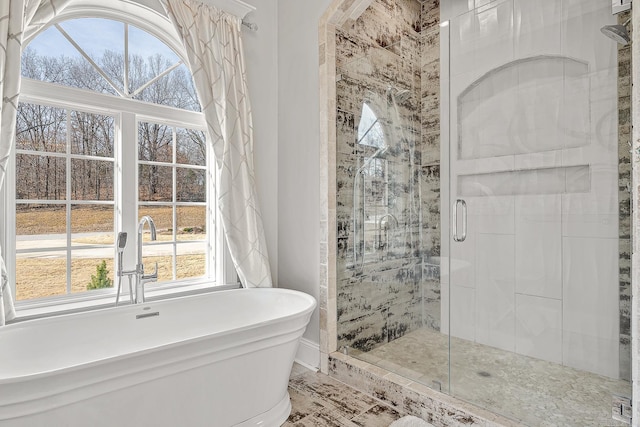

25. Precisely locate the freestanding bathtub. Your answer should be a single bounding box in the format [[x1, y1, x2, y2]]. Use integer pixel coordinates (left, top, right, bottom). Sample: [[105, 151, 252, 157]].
[[0, 287, 316, 427]]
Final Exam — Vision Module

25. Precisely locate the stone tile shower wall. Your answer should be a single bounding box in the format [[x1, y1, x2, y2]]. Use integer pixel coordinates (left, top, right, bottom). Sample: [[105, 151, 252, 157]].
[[420, 1, 441, 332], [618, 10, 632, 381], [335, 0, 428, 352]]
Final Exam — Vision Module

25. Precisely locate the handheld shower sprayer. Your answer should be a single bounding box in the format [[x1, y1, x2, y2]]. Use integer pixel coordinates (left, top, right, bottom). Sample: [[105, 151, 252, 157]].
[[117, 232, 127, 271], [115, 232, 132, 306]]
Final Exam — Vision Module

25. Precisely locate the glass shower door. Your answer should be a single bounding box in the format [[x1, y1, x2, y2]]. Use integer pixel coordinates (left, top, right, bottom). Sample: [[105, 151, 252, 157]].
[[445, 0, 631, 424]]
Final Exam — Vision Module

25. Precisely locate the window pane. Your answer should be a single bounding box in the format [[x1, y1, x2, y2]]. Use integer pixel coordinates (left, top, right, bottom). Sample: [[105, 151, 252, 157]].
[[16, 252, 67, 300], [138, 122, 173, 162], [16, 154, 66, 200], [58, 19, 124, 58], [70, 111, 114, 157], [143, 244, 174, 283], [177, 242, 206, 279], [16, 204, 66, 239], [16, 103, 66, 153], [58, 19, 125, 95], [176, 168, 205, 202], [71, 159, 114, 201], [177, 128, 206, 166], [139, 205, 173, 239], [71, 205, 113, 246], [71, 251, 114, 294], [133, 64, 201, 111], [177, 206, 206, 241], [139, 165, 173, 201]]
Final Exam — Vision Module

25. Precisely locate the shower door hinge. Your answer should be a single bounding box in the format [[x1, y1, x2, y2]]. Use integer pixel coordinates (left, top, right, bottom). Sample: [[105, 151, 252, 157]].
[[612, 0, 632, 14], [612, 394, 632, 425]]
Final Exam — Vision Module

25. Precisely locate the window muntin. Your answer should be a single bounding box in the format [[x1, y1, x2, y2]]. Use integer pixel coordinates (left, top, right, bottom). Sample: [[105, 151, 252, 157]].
[[9, 17, 218, 304]]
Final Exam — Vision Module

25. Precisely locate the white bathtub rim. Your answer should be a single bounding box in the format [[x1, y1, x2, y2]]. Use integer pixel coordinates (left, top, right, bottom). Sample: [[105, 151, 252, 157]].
[[0, 307, 313, 384], [0, 288, 316, 383]]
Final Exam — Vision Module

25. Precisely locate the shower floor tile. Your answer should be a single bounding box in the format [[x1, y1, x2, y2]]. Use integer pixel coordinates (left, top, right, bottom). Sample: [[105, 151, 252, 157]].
[[351, 328, 631, 426], [285, 364, 402, 426]]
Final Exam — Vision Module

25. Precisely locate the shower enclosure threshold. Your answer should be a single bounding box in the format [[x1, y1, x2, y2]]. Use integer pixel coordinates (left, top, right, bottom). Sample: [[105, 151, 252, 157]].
[[329, 328, 630, 426]]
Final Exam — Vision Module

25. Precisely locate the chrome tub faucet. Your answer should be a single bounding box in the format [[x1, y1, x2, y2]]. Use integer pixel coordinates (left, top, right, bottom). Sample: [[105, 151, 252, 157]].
[[135, 215, 158, 304]]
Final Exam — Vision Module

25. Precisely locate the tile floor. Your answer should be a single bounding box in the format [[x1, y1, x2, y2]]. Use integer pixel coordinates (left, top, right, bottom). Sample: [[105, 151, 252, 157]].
[[284, 363, 403, 426]]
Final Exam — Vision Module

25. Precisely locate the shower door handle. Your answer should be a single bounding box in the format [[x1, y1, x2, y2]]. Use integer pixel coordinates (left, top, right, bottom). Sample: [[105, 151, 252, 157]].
[[452, 199, 467, 242]]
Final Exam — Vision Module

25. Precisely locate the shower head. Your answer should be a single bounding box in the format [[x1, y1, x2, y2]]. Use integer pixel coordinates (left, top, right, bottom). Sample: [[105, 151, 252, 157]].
[[601, 18, 631, 45]]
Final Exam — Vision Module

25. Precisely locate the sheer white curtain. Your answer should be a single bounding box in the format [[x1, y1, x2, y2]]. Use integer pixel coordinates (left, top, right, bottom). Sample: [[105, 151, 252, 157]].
[[0, 0, 71, 325], [164, 0, 272, 288]]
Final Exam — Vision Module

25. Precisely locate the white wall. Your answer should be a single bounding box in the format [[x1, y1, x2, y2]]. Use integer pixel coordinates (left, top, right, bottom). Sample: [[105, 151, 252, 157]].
[[276, 0, 333, 349], [242, 0, 279, 284], [241, 0, 332, 355]]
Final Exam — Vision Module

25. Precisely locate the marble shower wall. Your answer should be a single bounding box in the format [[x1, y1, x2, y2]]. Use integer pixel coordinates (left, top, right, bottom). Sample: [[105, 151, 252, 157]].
[[336, 0, 433, 352], [420, 1, 441, 331], [618, 10, 632, 381]]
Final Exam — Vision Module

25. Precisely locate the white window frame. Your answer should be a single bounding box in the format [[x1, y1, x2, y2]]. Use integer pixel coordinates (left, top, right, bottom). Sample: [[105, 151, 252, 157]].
[[2, 78, 237, 318], [0, 3, 239, 319]]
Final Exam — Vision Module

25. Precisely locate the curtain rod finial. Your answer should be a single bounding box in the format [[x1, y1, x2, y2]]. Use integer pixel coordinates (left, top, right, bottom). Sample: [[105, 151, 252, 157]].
[[242, 20, 258, 31]]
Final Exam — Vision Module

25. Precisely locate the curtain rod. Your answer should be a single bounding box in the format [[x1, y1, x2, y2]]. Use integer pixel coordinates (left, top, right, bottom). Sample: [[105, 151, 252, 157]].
[[242, 20, 258, 31]]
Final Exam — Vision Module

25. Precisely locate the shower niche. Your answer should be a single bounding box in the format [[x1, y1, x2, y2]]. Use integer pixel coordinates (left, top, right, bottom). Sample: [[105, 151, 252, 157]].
[[333, 0, 632, 425]]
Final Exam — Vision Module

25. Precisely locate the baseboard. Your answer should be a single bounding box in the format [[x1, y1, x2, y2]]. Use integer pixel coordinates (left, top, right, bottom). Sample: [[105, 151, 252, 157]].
[[295, 338, 320, 371]]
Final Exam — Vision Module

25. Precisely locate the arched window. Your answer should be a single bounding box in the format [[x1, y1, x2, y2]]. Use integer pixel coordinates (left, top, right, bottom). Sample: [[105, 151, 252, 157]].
[[357, 102, 385, 149], [8, 9, 229, 305]]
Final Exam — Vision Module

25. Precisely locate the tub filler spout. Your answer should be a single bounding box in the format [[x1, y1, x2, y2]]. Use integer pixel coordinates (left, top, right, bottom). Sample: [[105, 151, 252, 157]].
[[136, 215, 158, 304]]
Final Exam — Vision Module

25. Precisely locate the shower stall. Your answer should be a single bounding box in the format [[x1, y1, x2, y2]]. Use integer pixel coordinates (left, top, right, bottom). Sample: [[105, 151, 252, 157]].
[[334, 0, 632, 424]]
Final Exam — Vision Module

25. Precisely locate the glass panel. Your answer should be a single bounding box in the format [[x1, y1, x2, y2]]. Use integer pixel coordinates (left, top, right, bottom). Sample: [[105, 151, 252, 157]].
[[445, 1, 632, 425], [15, 154, 66, 200], [23, 27, 83, 83], [142, 244, 174, 283], [70, 111, 114, 157], [71, 205, 113, 246], [334, 0, 430, 392], [58, 19, 124, 59], [16, 204, 66, 240], [138, 165, 173, 202], [176, 168, 205, 202], [131, 63, 200, 111], [138, 205, 173, 240], [176, 128, 206, 166], [176, 242, 206, 280], [138, 122, 173, 162], [177, 206, 206, 240], [71, 159, 114, 201], [128, 25, 179, 63], [15, 251, 67, 300], [16, 103, 66, 153], [71, 250, 114, 294]]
